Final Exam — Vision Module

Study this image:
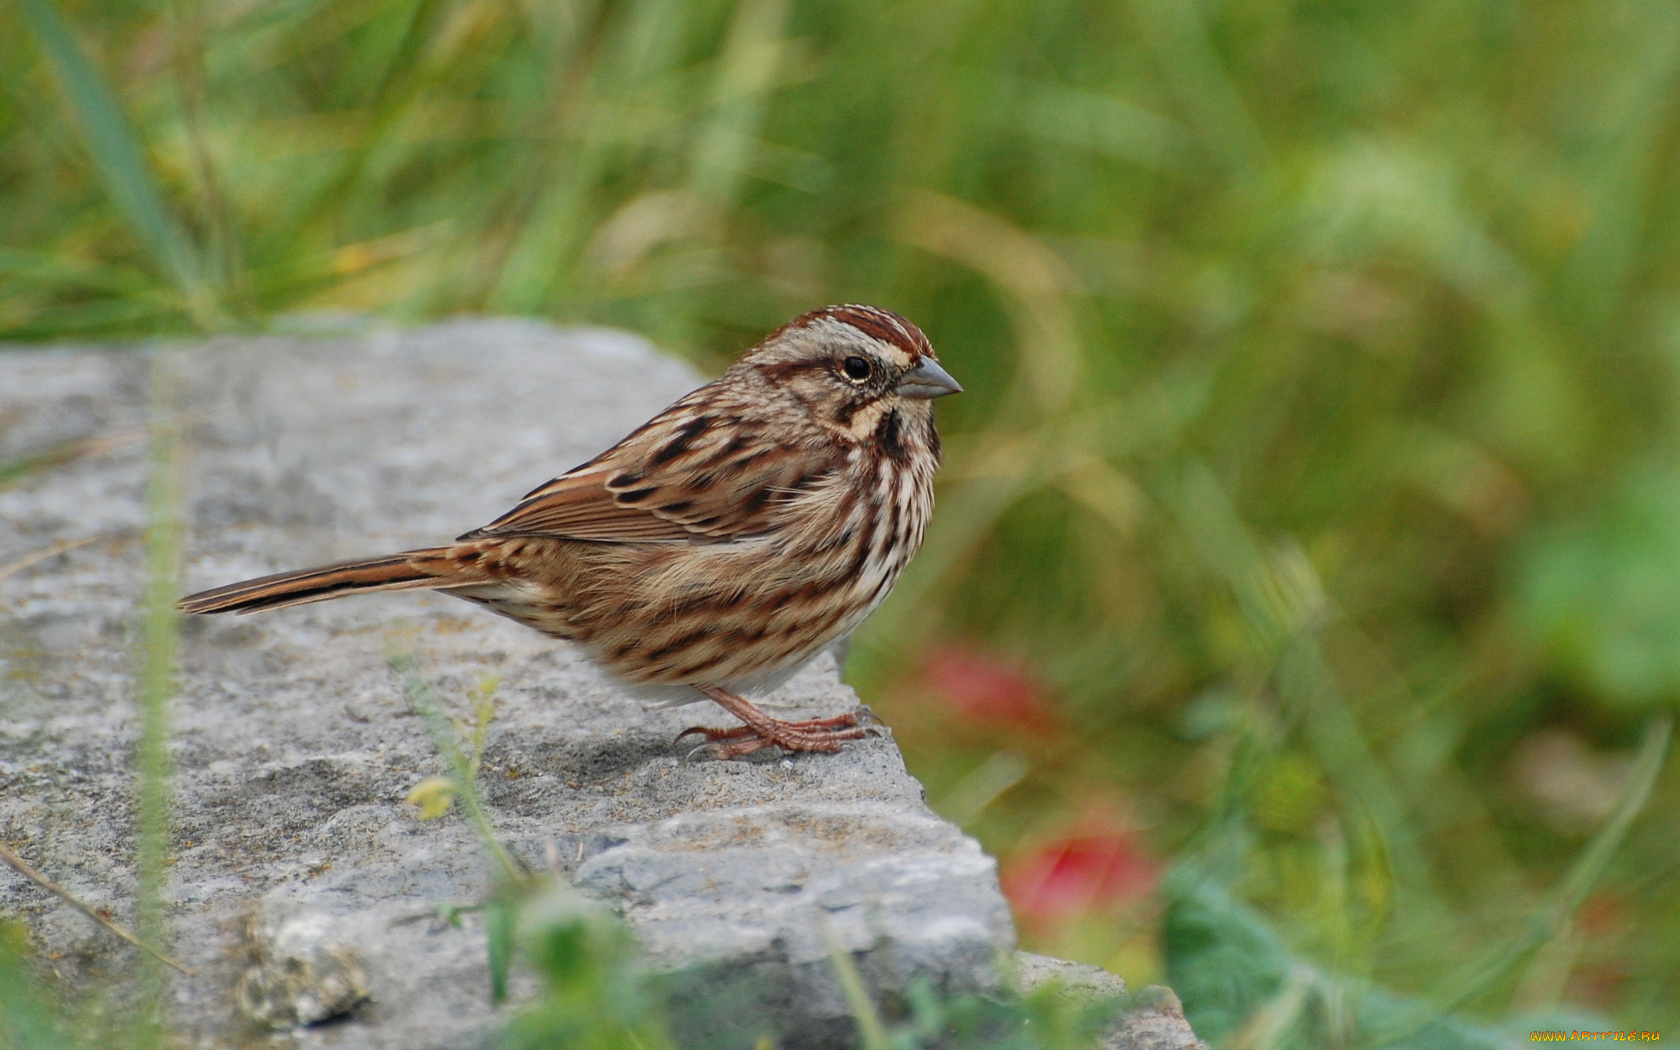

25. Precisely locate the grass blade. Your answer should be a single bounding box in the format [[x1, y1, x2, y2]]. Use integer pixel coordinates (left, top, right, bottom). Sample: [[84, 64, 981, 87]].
[[135, 353, 185, 1042], [0, 536, 99, 583], [20, 0, 220, 326], [823, 928, 890, 1050], [387, 645, 525, 888], [0, 438, 97, 489], [485, 895, 515, 1006], [1439, 715, 1673, 1015], [0, 841, 190, 977]]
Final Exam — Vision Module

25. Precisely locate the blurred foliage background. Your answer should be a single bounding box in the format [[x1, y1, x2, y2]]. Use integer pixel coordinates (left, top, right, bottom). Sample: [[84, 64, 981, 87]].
[[4, 0, 1680, 1040]]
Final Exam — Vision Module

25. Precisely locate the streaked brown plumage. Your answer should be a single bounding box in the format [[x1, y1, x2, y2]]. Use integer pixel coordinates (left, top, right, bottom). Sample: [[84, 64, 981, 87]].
[[178, 305, 960, 757]]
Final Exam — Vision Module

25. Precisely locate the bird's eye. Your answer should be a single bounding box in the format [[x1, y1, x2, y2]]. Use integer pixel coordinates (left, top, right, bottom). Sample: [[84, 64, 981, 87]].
[[841, 356, 871, 381]]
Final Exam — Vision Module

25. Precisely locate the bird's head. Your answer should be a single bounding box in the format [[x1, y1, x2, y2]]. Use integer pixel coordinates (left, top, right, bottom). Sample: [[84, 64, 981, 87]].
[[738, 304, 961, 449]]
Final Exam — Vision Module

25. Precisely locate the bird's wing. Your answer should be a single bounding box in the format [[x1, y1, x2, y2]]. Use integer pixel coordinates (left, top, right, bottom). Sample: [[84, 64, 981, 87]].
[[464, 396, 832, 543]]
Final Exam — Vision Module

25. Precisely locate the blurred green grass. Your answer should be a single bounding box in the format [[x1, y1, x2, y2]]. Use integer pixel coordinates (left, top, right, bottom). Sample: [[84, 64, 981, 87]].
[[4, 0, 1680, 1037]]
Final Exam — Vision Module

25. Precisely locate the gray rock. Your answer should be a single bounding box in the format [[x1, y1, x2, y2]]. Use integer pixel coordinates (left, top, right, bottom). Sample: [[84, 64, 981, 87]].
[[1016, 951, 1129, 1002], [1104, 987, 1209, 1050], [1016, 954, 1209, 1050], [0, 320, 1201, 1049], [238, 900, 371, 1028]]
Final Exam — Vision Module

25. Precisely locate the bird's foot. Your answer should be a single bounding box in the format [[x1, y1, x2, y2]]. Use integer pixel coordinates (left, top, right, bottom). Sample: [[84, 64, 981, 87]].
[[679, 686, 880, 759], [678, 711, 877, 758]]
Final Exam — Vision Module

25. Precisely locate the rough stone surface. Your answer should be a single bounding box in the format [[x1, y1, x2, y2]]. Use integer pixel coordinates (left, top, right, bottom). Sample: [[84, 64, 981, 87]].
[[1104, 987, 1209, 1050], [238, 899, 371, 1028], [1016, 951, 1129, 1001], [1016, 954, 1209, 1050], [0, 320, 1201, 1049]]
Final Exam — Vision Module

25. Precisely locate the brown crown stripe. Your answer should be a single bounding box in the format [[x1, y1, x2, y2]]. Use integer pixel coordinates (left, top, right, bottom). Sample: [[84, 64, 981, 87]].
[[798, 304, 934, 360]]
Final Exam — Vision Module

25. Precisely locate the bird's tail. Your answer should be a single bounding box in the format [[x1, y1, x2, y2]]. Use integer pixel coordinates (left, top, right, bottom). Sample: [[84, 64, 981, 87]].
[[177, 548, 473, 615]]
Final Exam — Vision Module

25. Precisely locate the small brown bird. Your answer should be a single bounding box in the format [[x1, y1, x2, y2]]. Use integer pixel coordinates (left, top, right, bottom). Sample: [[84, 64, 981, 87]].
[[179, 305, 960, 757]]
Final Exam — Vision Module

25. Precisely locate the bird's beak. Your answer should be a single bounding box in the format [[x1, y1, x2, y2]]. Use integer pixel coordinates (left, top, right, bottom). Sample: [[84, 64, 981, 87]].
[[896, 358, 963, 399]]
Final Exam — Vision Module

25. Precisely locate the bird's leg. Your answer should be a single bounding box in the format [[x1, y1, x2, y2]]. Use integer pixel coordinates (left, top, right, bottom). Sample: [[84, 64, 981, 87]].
[[678, 685, 878, 758]]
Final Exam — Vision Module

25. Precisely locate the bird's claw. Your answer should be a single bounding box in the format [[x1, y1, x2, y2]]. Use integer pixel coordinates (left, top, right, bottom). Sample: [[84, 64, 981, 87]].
[[674, 709, 879, 760]]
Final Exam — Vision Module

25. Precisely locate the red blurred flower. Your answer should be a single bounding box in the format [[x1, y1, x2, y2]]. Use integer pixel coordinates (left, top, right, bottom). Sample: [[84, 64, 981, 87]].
[[1576, 891, 1626, 938], [1001, 825, 1160, 930], [1570, 961, 1629, 1007], [1568, 891, 1630, 1006], [920, 644, 1056, 732]]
